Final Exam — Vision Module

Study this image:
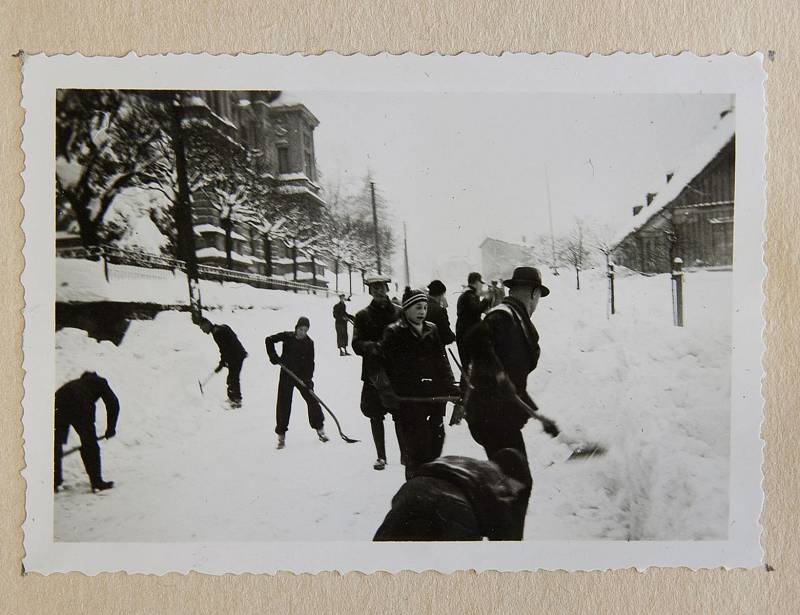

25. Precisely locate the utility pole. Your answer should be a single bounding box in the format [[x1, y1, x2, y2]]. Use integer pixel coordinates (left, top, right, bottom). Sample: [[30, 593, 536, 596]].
[[403, 221, 410, 288], [545, 165, 558, 276], [370, 181, 382, 274]]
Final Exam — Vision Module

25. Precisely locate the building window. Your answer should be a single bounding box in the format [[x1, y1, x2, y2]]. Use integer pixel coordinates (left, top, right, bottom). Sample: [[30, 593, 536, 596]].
[[277, 146, 290, 174], [304, 151, 315, 181]]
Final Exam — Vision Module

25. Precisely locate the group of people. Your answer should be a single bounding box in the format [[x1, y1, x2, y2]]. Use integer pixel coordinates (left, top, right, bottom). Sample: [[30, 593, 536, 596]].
[[54, 263, 552, 542]]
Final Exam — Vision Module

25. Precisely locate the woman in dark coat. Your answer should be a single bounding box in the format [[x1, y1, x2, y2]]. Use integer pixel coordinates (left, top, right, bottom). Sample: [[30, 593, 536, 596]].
[[266, 317, 328, 449], [332, 294, 354, 356]]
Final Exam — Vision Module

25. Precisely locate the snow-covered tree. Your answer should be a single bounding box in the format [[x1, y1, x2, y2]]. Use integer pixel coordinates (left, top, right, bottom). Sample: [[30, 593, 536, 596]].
[[558, 219, 593, 290], [56, 91, 168, 248]]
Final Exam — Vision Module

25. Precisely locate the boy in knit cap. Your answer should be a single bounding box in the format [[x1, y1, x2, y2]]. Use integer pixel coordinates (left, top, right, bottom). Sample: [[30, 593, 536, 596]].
[[266, 316, 328, 449], [377, 287, 460, 479]]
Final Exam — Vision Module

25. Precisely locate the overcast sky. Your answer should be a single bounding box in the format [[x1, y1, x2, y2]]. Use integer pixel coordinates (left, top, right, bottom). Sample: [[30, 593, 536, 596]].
[[298, 91, 732, 283]]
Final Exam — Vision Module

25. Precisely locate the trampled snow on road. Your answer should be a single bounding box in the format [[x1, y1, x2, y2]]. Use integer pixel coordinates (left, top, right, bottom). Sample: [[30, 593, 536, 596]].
[[54, 269, 731, 542]]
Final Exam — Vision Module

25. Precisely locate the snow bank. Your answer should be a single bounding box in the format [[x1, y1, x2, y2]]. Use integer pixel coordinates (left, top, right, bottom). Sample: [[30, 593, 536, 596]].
[[54, 268, 732, 542]]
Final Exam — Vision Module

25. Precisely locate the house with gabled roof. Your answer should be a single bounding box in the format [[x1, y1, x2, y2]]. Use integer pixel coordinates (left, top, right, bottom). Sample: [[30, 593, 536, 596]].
[[611, 110, 735, 274]]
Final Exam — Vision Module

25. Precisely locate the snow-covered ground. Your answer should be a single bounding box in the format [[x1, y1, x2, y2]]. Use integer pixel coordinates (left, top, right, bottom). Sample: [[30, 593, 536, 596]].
[[54, 267, 731, 542]]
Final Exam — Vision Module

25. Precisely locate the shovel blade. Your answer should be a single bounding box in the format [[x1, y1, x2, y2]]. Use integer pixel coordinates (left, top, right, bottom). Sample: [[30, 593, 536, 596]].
[[567, 443, 607, 461]]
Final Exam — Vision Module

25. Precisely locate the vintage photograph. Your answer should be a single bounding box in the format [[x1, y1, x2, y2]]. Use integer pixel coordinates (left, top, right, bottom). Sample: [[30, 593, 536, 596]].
[[21, 53, 765, 572]]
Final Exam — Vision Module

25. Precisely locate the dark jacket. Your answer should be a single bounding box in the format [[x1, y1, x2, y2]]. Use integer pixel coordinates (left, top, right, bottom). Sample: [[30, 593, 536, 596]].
[[265, 332, 316, 382], [425, 297, 456, 346], [455, 288, 491, 345], [352, 299, 400, 382], [55, 372, 120, 433], [464, 296, 540, 429], [374, 455, 526, 541], [377, 317, 458, 399], [212, 324, 248, 366], [332, 301, 354, 323]]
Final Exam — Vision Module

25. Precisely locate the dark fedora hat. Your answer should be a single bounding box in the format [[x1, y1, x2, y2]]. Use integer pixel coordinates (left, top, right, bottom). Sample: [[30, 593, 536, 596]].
[[503, 266, 550, 297]]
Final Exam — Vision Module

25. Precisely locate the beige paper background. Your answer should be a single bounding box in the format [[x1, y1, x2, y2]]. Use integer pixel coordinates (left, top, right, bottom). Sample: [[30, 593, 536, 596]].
[[1, 1, 796, 613]]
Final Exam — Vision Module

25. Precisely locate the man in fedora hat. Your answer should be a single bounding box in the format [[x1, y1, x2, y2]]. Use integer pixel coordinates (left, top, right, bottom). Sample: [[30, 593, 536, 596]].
[[352, 274, 401, 471], [461, 265, 550, 539]]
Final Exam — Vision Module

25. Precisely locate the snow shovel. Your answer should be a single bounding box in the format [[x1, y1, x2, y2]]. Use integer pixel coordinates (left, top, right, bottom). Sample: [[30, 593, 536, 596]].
[[447, 348, 561, 438], [63, 435, 107, 457], [276, 363, 359, 444], [198, 369, 219, 395]]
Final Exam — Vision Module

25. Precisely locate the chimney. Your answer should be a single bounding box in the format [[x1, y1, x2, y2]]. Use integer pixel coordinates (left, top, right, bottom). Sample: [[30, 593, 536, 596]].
[[632, 205, 643, 216], [646, 192, 657, 206], [666, 172, 674, 183]]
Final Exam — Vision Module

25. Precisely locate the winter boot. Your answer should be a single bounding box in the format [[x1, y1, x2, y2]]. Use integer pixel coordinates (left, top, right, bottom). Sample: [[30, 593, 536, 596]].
[[317, 428, 330, 443], [277, 434, 286, 450], [373, 458, 387, 471], [91, 480, 114, 493]]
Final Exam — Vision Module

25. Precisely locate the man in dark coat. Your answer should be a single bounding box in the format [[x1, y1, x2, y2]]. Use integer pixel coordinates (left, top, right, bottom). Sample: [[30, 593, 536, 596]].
[[332, 294, 355, 356], [463, 266, 550, 538], [266, 316, 328, 449], [199, 317, 248, 405], [424, 279, 456, 454], [54, 371, 120, 492], [373, 449, 530, 541], [455, 271, 491, 369], [352, 275, 400, 470], [377, 288, 459, 479]]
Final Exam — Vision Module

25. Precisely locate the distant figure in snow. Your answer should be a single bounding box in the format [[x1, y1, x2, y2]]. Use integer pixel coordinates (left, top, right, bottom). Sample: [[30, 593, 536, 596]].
[[455, 271, 492, 370], [332, 293, 355, 356], [488, 280, 506, 308], [373, 449, 530, 541], [266, 316, 328, 449], [54, 371, 119, 493], [352, 275, 401, 471], [199, 317, 248, 406]]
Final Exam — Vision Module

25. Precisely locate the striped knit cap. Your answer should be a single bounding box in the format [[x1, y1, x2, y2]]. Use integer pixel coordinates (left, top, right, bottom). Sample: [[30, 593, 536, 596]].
[[401, 287, 428, 311]]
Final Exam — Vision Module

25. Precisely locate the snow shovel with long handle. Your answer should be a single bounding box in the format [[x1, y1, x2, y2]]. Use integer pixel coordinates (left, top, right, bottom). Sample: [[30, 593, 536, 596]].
[[63, 435, 107, 457], [198, 369, 219, 395], [276, 363, 359, 444]]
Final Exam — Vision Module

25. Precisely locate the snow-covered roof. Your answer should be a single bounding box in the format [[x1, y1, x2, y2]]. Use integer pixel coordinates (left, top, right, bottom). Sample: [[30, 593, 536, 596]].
[[613, 111, 735, 247], [270, 92, 305, 108], [194, 224, 247, 241], [196, 247, 253, 265]]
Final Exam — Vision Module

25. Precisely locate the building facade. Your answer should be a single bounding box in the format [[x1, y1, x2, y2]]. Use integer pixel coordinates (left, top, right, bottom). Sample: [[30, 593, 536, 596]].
[[612, 112, 735, 274], [188, 90, 329, 285], [479, 237, 540, 283]]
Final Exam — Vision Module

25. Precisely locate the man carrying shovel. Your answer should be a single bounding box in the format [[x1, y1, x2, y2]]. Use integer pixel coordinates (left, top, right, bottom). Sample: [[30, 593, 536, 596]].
[[265, 317, 329, 449], [198, 317, 248, 407]]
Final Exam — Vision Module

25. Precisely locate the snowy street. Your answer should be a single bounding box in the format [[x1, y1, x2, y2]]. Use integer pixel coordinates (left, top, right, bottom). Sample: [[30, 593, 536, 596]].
[[54, 268, 731, 542]]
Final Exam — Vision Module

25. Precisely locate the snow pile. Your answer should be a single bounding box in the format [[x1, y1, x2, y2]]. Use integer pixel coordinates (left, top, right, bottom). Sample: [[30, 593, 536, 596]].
[[54, 268, 732, 542]]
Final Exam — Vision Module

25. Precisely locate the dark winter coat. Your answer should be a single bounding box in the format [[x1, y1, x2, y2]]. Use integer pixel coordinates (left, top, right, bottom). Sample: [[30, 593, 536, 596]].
[[455, 287, 491, 351], [373, 455, 526, 541], [212, 324, 248, 367], [265, 332, 316, 382], [332, 301, 353, 323], [463, 296, 540, 430], [55, 372, 120, 434], [425, 297, 456, 346], [377, 317, 458, 399], [352, 299, 401, 382]]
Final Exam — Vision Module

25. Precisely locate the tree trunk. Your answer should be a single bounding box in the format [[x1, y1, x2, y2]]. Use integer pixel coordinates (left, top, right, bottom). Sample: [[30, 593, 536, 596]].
[[311, 253, 317, 286], [168, 93, 203, 321], [334, 258, 339, 292], [291, 245, 298, 282], [575, 267, 580, 290], [222, 216, 233, 270], [72, 194, 101, 249], [263, 232, 273, 277]]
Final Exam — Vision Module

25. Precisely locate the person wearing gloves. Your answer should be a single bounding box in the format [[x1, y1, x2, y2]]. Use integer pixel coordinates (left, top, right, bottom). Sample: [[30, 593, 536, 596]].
[[54, 371, 120, 493], [265, 317, 328, 449], [377, 287, 460, 480], [198, 317, 248, 406]]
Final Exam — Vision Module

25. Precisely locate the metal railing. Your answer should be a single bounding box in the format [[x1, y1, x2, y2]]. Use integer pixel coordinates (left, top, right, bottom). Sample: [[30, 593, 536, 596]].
[[56, 245, 334, 297]]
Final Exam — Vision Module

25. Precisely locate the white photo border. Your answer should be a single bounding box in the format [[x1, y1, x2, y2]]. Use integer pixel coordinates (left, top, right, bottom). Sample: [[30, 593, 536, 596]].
[[21, 52, 766, 574]]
